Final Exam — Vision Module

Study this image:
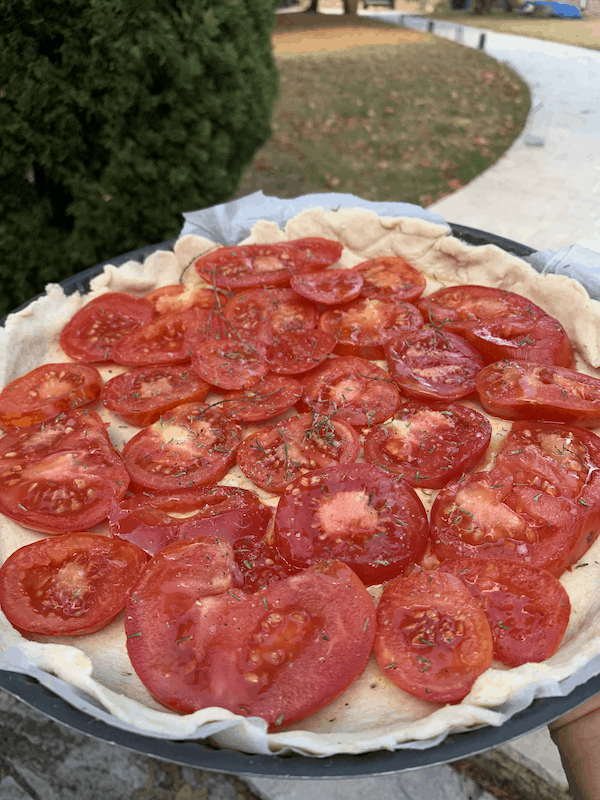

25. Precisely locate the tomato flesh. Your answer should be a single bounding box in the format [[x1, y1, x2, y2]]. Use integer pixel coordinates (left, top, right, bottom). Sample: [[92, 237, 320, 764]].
[[109, 486, 272, 556], [145, 284, 227, 316], [0, 410, 129, 533], [417, 286, 574, 368], [438, 558, 570, 667], [374, 570, 493, 703], [266, 330, 337, 375], [195, 238, 343, 291], [430, 421, 600, 576], [0, 363, 102, 431], [363, 402, 492, 489], [220, 375, 302, 422], [236, 413, 360, 493], [290, 269, 364, 305], [111, 307, 202, 366], [0, 533, 147, 636], [353, 256, 426, 302], [320, 297, 423, 360], [190, 338, 268, 390], [477, 360, 600, 426], [125, 542, 375, 728], [385, 329, 484, 402], [59, 292, 155, 362], [122, 403, 241, 492], [273, 463, 430, 585], [301, 355, 400, 427], [102, 364, 210, 427]]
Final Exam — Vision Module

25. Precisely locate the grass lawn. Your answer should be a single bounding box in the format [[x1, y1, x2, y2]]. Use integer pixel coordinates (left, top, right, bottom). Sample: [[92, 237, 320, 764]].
[[426, 8, 600, 50], [234, 12, 530, 208]]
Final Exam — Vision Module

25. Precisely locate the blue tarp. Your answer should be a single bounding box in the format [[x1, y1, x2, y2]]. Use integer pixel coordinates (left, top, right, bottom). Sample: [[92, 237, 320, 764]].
[[519, 1, 582, 16]]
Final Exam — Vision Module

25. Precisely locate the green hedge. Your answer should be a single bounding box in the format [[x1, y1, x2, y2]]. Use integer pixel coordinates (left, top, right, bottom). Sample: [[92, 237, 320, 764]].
[[0, 0, 278, 317]]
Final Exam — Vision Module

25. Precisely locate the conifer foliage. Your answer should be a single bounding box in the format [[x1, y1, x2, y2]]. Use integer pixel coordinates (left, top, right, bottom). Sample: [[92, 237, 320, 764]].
[[0, 0, 278, 317]]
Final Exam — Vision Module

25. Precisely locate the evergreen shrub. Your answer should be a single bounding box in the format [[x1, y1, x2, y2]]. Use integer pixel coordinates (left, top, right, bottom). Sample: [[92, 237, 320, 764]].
[[0, 0, 278, 317]]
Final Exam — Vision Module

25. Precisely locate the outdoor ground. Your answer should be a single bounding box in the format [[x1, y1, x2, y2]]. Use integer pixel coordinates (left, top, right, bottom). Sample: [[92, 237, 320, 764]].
[[234, 9, 531, 206]]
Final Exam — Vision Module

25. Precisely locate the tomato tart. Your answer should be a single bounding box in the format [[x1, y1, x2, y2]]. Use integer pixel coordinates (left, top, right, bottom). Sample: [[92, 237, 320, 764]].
[[2, 208, 600, 757]]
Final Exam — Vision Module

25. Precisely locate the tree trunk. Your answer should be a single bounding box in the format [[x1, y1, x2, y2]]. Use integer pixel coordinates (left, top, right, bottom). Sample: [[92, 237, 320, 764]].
[[305, 0, 319, 10], [343, 0, 360, 13]]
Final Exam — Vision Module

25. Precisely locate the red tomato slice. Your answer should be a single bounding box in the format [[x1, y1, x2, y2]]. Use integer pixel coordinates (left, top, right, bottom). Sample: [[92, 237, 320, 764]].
[[417, 284, 544, 327], [145, 284, 228, 316], [320, 297, 423, 359], [190, 338, 268, 390], [220, 375, 302, 422], [0, 533, 147, 637], [477, 360, 600, 426], [438, 558, 571, 667], [102, 364, 210, 427], [125, 541, 375, 727], [236, 412, 360, 493], [0, 410, 129, 533], [353, 255, 426, 302], [273, 462, 430, 586], [374, 570, 493, 703], [266, 330, 337, 375], [121, 403, 241, 492], [301, 355, 400, 427], [194, 238, 343, 291], [223, 288, 318, 344], [363, 403, 492, 489], [109, 486, 272, 556], [0, 363, 102, 431], [233, 535, 299, 593], [430, 428, 600, 577], [111, 307, 203, 366], [417, 285, 574, 368], [59, 292, 155, 363], [384, 329, 484, 402], [290, 269, 364, 305]]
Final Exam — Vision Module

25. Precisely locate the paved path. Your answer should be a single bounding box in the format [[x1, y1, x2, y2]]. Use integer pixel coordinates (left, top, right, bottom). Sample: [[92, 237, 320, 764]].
[[384, 13, 600, 252]]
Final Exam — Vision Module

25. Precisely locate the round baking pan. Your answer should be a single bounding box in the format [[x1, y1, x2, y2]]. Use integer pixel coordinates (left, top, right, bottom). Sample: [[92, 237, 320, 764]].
[[1, 223, 597, 777]]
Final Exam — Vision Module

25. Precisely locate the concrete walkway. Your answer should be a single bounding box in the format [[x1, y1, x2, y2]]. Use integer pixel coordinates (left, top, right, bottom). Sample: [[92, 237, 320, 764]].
[[3, 14, 597, 800], [383, 13, 600, 252]]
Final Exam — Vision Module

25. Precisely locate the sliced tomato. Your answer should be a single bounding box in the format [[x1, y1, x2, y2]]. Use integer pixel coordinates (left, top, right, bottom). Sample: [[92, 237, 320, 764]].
[[110, 307, 202, 366], [417, 285, 545, 327], [220, 375, 302, 422], [236, 412, 360, 493], [290, 269, 364, 305], [363, 403, 492, 489], [109, 486, 272, 556], [385, 329, 484, 402], [102, 364, 210, 427], [223, 288, 318, 344], [353, 255, 426, 302], [301, 355, 400, 427], [145, 284, 228, 316], [374, 570, 493, 703], [320, 297, 423, 359], [438, 558, 571, 667], [194, 238, 343, 291], [266, 330, 337, 375], [430, 454, 600, 577], [477, 360, 600, 426], [59, 292, 155, 363], [0, 410, 129, 533], [273, 462, 430, 586], [125, 542, 375, 727], [190, 338, 268, 391], [0, 363, 102, 431], [0, 533, 147, 637], [121, 403, 241, 492], [417, 286, 574, 368], [233, 535, 299, 593]]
